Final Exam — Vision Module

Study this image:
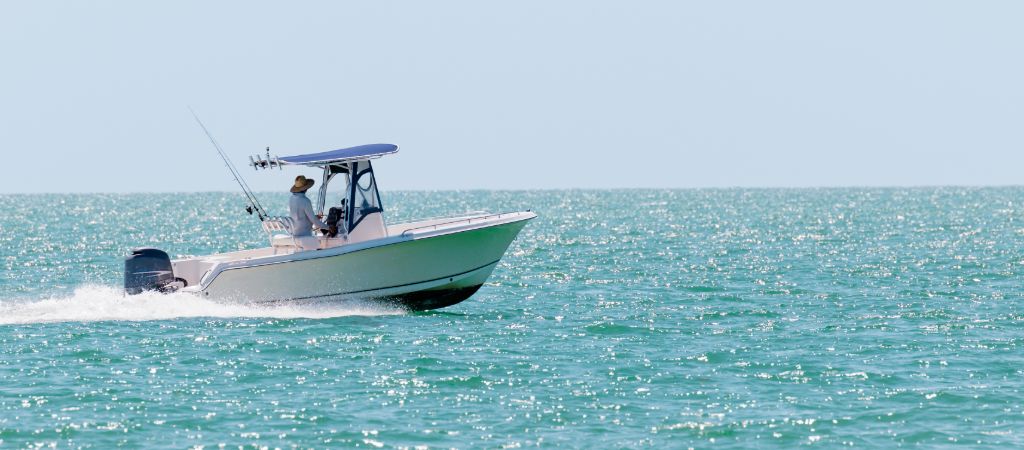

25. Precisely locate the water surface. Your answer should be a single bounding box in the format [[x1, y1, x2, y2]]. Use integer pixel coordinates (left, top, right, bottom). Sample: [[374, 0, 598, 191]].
[[1, 189, 1023, 447]]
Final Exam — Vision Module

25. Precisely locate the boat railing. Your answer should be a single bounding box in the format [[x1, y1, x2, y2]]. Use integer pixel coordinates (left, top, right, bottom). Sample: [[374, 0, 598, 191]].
[[400, 211, 525, 236], [398, 210, 490, 224], [261, 216, 294, 235]]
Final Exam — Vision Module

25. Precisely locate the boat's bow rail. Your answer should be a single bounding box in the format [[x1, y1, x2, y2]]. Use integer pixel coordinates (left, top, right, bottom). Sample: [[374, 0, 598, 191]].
[[398, 211, 536, 237]]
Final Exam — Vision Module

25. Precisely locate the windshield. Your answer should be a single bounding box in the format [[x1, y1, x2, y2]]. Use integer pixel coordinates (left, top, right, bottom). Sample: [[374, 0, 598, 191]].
[[312, 161, 384, 236], [348, 160, 383, 231]]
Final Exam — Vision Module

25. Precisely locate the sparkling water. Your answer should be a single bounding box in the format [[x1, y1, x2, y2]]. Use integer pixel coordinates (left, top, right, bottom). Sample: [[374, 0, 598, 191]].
[[1, 189, 1022, 447]]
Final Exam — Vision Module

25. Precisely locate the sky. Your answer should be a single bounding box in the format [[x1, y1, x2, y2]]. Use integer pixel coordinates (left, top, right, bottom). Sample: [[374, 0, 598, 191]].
[[1, 1, 1022, 193]]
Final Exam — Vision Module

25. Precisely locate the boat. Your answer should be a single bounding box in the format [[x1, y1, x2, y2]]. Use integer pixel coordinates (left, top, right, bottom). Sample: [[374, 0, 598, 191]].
[[124, 143, 536, 311]]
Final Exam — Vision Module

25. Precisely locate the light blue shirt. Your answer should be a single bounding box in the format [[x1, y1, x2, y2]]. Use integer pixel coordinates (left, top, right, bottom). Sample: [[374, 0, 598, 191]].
[[288, 192, 328, 237]]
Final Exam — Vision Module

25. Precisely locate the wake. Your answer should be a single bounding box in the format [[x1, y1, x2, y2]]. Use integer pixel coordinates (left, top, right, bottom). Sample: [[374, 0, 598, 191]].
[[0, 285, 405, 325]]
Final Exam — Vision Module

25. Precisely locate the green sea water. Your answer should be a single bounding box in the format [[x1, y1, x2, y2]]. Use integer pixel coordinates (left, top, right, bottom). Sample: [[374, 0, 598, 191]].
[[1, 189, 1023, 448]]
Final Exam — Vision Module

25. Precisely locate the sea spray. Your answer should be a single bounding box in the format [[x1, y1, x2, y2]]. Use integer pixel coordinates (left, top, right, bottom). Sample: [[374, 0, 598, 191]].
[[0, 285, 405, 325]]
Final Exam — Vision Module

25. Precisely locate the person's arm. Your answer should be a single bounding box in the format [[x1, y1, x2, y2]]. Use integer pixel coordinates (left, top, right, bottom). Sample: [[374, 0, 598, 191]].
[[303, 198, 329, 229]]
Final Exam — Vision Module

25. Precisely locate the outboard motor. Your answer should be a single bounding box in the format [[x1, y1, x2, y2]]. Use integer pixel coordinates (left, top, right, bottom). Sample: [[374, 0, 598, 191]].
[[124, 248, 181, 295]]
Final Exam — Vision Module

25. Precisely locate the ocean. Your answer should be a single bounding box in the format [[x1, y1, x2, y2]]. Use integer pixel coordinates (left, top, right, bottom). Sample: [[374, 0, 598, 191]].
[[1, 189, 1022, 448]]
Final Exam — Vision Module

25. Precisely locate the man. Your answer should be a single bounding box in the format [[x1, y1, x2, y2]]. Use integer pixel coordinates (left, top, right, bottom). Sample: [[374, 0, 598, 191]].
[[288, 175, 329, 237]]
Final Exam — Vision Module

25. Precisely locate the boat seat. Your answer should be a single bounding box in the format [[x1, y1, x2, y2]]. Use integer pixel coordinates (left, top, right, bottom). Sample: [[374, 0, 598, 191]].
[[264, 217, 298, 253], [271, 234, 322, 253]]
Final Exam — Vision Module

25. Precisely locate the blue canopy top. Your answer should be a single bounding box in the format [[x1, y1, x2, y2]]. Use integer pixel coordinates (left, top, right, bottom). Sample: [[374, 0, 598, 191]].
[[278, 143, 398, 166]]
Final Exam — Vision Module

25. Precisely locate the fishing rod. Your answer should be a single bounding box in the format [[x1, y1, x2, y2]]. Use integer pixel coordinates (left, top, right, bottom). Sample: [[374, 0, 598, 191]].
[[188, 107, 269, 221]]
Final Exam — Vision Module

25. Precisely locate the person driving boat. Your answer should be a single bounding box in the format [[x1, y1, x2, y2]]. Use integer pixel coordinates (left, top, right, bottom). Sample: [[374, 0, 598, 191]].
[[288, 175, 329, 239]]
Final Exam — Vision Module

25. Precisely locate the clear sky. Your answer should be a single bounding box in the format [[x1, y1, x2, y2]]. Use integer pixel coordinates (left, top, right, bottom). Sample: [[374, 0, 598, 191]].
[[1, 1, 1022, 192]]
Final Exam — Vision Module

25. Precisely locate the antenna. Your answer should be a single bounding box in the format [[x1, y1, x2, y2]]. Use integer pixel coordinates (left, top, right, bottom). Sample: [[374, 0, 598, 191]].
[[188, 107, 269, 221]]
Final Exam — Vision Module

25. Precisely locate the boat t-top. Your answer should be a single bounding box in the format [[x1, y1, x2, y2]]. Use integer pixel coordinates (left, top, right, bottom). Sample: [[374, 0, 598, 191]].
[[124, 142, 536, 311]]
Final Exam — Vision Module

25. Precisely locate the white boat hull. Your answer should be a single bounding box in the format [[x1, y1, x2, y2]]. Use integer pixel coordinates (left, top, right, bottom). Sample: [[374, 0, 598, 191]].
[[194, 214, 533, 310]]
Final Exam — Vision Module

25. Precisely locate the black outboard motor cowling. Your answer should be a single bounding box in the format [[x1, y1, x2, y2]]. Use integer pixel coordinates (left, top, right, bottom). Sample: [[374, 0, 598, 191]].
[[124, 248, 178, 295]]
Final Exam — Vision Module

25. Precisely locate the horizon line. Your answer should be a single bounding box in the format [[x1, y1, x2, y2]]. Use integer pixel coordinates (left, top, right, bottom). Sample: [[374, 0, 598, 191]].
[[2, 184, 1024, 195]]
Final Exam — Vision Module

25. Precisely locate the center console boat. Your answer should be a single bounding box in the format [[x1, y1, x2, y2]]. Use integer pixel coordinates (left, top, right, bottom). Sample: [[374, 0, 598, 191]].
[[124, 144, 535, 311]]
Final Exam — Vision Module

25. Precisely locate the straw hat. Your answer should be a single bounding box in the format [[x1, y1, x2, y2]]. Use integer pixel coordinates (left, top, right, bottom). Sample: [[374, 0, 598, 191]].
[[290, 175, 315, 193]]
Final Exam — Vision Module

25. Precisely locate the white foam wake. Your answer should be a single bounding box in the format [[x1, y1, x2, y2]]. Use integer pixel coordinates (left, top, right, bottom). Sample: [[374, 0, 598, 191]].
[[0, 285, 405, 325]]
